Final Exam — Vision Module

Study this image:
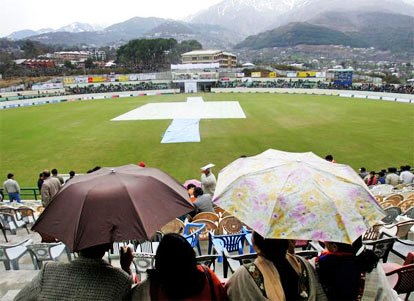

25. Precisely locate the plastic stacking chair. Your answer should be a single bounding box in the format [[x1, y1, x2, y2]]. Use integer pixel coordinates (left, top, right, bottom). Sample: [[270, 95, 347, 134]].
[[196, 254, 219, 271], [27, 242, 68, 269], [384, 194, 404, 205], [296, 250, 318, 259], [183, 223, 205, 256], [209, 232, 246, 256], [222, 248, 257, 278], [132, 252, 155, 282], [218, 216, 243, 234], [402, 207, 414, 219], [0, 238, 33, 270], [14, 206, 37, 226], [364, 237, 397, 263], [191, 219, 219, 241], [134, 231, 163, 254], [0, 212, 30, 234], [385, 264, 414, 301], [398, 199, 414, 213], [381, 207, 402, 224], [192, 212, 220, 223], [0, 220, 7, 242], [160, 218, 185, 235], [381, 220, 414, 240]]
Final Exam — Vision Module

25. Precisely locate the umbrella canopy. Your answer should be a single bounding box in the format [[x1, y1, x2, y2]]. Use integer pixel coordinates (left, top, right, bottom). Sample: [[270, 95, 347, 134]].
[[32, 164, 194, 251], [213, 149, 385, 244], [183, 179, 202, 188]]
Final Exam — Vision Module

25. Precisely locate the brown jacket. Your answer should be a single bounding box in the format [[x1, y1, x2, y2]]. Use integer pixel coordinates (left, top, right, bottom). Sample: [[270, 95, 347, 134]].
[[41, 177, 61, 207]]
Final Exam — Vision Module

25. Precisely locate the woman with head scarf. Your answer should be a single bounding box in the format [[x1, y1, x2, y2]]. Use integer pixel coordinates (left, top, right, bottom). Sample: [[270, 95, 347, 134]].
[[225, 232, 327, 301]]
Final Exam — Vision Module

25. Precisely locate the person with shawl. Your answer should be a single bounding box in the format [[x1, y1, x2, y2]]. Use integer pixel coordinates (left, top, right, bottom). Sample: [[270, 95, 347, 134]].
[[225, 232, 326, 301]]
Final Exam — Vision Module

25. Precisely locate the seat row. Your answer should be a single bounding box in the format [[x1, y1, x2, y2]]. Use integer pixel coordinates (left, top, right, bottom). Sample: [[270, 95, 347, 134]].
[[0, 239, 70, 270]]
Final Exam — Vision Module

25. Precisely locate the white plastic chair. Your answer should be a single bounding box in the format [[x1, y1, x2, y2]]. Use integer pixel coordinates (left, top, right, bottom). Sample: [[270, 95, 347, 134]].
[[27, 242, 68, 269], [0, 238, 33, 270]]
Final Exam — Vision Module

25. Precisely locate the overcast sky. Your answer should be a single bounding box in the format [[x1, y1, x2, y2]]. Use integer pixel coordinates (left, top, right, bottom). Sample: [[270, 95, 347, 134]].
[[0, 0, 223, 37]]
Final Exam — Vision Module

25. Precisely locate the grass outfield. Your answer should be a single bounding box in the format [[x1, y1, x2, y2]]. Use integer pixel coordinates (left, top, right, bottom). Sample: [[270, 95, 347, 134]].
[[0, 92, 413, 187]]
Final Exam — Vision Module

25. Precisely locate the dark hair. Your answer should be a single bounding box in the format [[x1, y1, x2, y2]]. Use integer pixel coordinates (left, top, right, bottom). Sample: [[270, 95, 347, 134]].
[[253, 232, 289, 261], [194, 187, 204, 197], [69, 171, 75, 177], [333, 237, 378, 273], [7, 173, 14, 179], [360, 167, 366, 172], [79, 243, 112, 259], [388, 167, 397, 173], [51, 168, 58, 175], [369, 171, 376, 175], [149, 233, 204, 299], [252, 232, 300, 299], [43, 170, 51, 178], [325, 155, 333, 162], [379, 171, 385, 177], [187, 183, 196, 190]]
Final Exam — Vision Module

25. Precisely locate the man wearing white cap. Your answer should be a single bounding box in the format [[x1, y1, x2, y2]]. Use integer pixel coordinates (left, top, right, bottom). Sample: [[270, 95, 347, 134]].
[[200, 163, 216, 196]]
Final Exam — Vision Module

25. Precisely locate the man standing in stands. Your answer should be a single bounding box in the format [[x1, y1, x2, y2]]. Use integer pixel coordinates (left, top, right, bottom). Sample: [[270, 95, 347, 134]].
[[3, 173, 21, 203], [200, 163, 216, 196], [400, 165, 414, 184], [385, 167, 400, 186], [51, 168, 64, 185], [41, 170, 61, 208]]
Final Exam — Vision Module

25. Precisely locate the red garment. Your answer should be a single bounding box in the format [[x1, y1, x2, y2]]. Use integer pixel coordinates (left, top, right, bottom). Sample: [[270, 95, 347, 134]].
[[367, 176, 377, 186], [150, 265, 227, 300]]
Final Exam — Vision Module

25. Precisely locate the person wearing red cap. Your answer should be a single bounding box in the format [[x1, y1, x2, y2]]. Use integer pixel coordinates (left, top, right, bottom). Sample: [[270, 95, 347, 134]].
[[138, 162, 146, 167]]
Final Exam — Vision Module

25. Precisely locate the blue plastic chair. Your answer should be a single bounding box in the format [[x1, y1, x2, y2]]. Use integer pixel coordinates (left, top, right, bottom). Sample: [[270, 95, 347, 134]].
[[183, 223, 205, 256], [208, 232, 246, 256]]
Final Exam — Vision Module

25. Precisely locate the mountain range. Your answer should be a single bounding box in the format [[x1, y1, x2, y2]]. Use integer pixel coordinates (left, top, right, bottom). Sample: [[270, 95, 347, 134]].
[[3, 0, 414, 52]]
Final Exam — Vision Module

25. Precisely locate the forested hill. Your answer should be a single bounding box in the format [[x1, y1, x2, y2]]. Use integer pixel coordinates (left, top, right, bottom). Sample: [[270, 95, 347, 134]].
[[236, 12, 414, 53], [235, 23, 364, 49]]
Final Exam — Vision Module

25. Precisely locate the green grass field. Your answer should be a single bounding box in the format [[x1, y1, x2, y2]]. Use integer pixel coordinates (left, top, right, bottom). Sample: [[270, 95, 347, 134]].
[[0, 93, 413, 187]]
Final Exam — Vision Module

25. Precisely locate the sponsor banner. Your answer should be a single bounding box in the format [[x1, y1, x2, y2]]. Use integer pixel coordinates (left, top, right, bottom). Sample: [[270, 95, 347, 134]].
[[129, 74, 138, 81], [32, 83, 64, 90], [63, 77, 75, 84], [236, 73, 245, 78], [268, 72, 276, 78], [297, 71, 317, 78], [286, 72, 297, 78], [117, 75, 129, 82], [316, 72, 326, 78], [251, 72, 261, 78], [89, 76, 108, 83], [75, 76, 88, 84], [137, 74, 156, 80]]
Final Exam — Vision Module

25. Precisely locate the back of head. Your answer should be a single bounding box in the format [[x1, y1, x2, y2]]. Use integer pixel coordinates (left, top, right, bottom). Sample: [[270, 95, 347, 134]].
[[43, 170, 51, 178], [329, 237, 378, 273], [325, 155, 333, 162], [194, 187, 204, 197], [7, 173, 13, 179], [252, 232, 288, 261], [360, 167, 366, 172], [51, 168, 58, 176], [79, 243, 112, 259], [151, 233, 204, 299], [187, 183, 196, 190], [69, 171, 75, 177]]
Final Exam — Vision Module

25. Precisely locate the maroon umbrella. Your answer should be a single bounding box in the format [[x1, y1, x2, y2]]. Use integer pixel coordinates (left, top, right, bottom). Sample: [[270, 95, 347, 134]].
[[32, 164, 194, 251]]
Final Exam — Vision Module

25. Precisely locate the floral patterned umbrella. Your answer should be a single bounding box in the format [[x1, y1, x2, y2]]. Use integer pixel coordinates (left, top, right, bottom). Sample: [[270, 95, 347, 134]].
[[213, 149, 385, 244]]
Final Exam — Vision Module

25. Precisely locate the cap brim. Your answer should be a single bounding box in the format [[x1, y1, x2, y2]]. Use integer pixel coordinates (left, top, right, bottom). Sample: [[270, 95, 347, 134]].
[[201, 163, 215, 170]]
